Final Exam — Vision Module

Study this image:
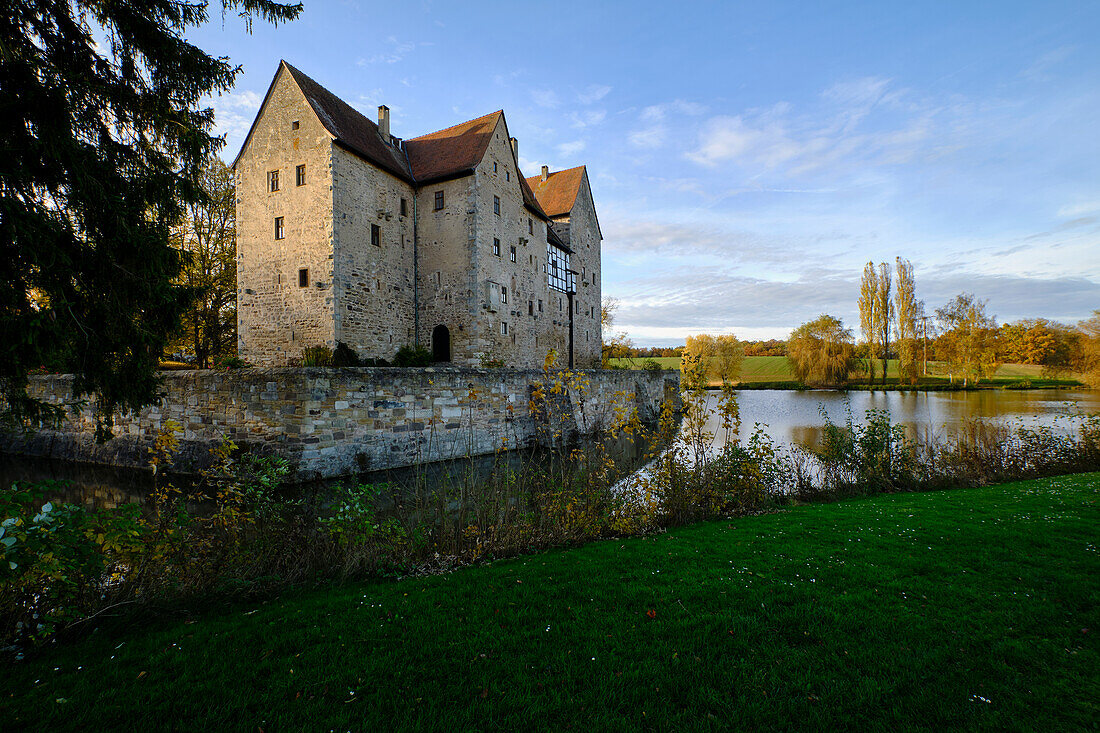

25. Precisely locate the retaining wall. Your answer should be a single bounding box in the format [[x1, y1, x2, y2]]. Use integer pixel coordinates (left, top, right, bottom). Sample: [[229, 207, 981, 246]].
[[2, 367, 679, 479]]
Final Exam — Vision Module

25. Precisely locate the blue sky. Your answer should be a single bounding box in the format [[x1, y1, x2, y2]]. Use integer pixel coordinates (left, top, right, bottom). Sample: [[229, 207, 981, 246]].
[[191, 0, 1100, 345]]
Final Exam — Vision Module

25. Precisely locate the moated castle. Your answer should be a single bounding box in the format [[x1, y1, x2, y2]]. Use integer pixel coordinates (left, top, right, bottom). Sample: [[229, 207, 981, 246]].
[[233, 61, 603, 368]]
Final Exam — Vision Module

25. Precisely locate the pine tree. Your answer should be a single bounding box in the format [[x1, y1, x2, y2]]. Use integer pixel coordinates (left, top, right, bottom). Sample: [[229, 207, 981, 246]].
[[0, 0, 301, 435]]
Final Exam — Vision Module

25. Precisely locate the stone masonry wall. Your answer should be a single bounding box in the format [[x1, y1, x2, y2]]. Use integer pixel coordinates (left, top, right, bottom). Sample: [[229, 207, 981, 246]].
[[236, 65, 337, 364], [3, 368, 680, 480]]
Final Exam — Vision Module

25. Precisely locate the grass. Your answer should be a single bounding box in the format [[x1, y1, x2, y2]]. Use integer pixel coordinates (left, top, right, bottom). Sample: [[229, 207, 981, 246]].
[[611, 355, 1084, 389], [3, 473, 1097, 731]]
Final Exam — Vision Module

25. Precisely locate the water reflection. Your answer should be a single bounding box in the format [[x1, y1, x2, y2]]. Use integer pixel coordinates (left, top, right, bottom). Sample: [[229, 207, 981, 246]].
[[726, 388, 1100, 451], [4, 389, 1097, 507]]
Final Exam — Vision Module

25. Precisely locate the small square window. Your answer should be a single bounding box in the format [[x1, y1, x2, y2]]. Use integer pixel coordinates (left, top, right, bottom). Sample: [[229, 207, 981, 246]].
[[400, 198, 407, 217], [493, 238, 500, 257], [268, 170, 279, 192], [292, 120, 300, 130], [434, 191, 445, 210], [509, 246, 516, 263], [274, 217, 284, 240], [493, 196, 500, 216], [298, 268, 308, 287], [296, 165, 306, 186], [371, 223, 381, 247], [500, 321, 508, 336]]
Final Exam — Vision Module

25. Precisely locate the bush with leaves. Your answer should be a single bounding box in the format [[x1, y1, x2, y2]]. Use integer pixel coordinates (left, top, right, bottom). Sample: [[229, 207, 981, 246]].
[[394, 345, 433, 367]]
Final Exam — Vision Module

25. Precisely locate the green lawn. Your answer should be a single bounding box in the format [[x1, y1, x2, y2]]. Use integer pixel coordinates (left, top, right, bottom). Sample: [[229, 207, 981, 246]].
[[3, 474, 1098, 730]]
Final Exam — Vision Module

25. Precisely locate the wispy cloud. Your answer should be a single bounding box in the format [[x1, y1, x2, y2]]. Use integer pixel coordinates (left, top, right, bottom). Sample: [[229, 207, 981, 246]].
[[640, 99, 708, 121], [557, 140, 586, 157], [531, 89, 560, 109], [209, 89, 263, 155], [569, 109, 607, 128], [355, 36, 422, 65], [686, 79, 941, 175], [628, 125, 666, 149], [577, 84, 612, 104]]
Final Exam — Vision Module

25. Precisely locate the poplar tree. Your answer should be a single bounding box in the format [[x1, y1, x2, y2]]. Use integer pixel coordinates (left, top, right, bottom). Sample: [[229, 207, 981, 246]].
[[875, 262, 893, 385], [894, 257, 919, 384], [0, 0, 302, 435], [857, 262, 879, 383]]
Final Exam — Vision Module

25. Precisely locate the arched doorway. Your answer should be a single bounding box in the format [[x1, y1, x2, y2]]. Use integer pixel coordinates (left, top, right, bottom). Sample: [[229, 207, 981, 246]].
[[432, 325, 451, 362]]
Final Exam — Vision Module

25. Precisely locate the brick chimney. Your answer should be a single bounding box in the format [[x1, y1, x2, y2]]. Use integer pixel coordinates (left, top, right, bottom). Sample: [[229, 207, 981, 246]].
[[510, 137, 518, 161], [378, 105, 391, 143], [541, 165, 549, 182]]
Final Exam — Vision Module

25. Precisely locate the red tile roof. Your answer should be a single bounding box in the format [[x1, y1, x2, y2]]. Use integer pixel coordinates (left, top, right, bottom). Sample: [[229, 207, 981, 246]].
[[404, 111, 501, 183], [254, 63, 552, 219], [525, 166, 586, 218]]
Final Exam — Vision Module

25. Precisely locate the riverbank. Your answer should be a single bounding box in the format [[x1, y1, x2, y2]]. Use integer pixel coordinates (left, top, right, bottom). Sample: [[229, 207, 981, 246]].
[[610, 355, 1086, 390], [4, 473, 1096, 730], [724, 377, 1085, 391]]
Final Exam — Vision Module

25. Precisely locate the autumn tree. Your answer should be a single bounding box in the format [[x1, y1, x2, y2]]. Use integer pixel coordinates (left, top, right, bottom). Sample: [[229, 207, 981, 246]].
[[0, 0, 301, 434], [787, 315, 856, 388], [167, 158, 237, 367], [999, 319, 1080, 376], [934, 294, 999, 386], [894, 257, 919, 384], [875, 262, 893, 385], [1077, 311, 1100, 388], [857, 262, 879, 382], [601, 296, 635, 368]]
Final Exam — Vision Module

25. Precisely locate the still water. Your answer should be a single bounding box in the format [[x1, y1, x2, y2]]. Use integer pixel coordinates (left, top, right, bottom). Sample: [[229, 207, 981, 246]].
[[3, 389, 1097, 507], [725, 388, 1100, 450]]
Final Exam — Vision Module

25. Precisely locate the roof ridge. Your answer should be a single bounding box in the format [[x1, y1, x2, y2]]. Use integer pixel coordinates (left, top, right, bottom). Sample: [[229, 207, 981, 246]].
[[526, 164, 586, 181], [408, 110, 503, 141]]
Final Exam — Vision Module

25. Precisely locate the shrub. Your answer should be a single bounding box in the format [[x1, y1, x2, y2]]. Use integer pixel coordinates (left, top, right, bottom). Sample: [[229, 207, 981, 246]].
[[214, 354, 250, 370], [332, 342, 360, 367], [393, 345, 433, 367], [303, 346, 334, 367], [642, 359, 662, 372]]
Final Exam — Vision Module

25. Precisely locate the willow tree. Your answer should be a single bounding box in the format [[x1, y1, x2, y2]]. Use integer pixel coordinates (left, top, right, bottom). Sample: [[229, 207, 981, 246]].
[[1078, 311, 1100, 388], [894, 257, 919, 384], [787, 315, 856, 388], [0, 0, 302, 435], [857, 262, 879, 383]]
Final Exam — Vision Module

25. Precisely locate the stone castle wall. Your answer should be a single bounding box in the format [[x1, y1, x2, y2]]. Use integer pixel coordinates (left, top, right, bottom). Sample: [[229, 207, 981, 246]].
[[3, 368, 679, 480]]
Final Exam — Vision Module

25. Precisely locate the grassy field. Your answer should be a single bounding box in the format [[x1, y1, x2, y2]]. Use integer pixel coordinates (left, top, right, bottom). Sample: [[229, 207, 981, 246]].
[[3, 474, 1097, 731], [611, 355, 1082, 388]]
